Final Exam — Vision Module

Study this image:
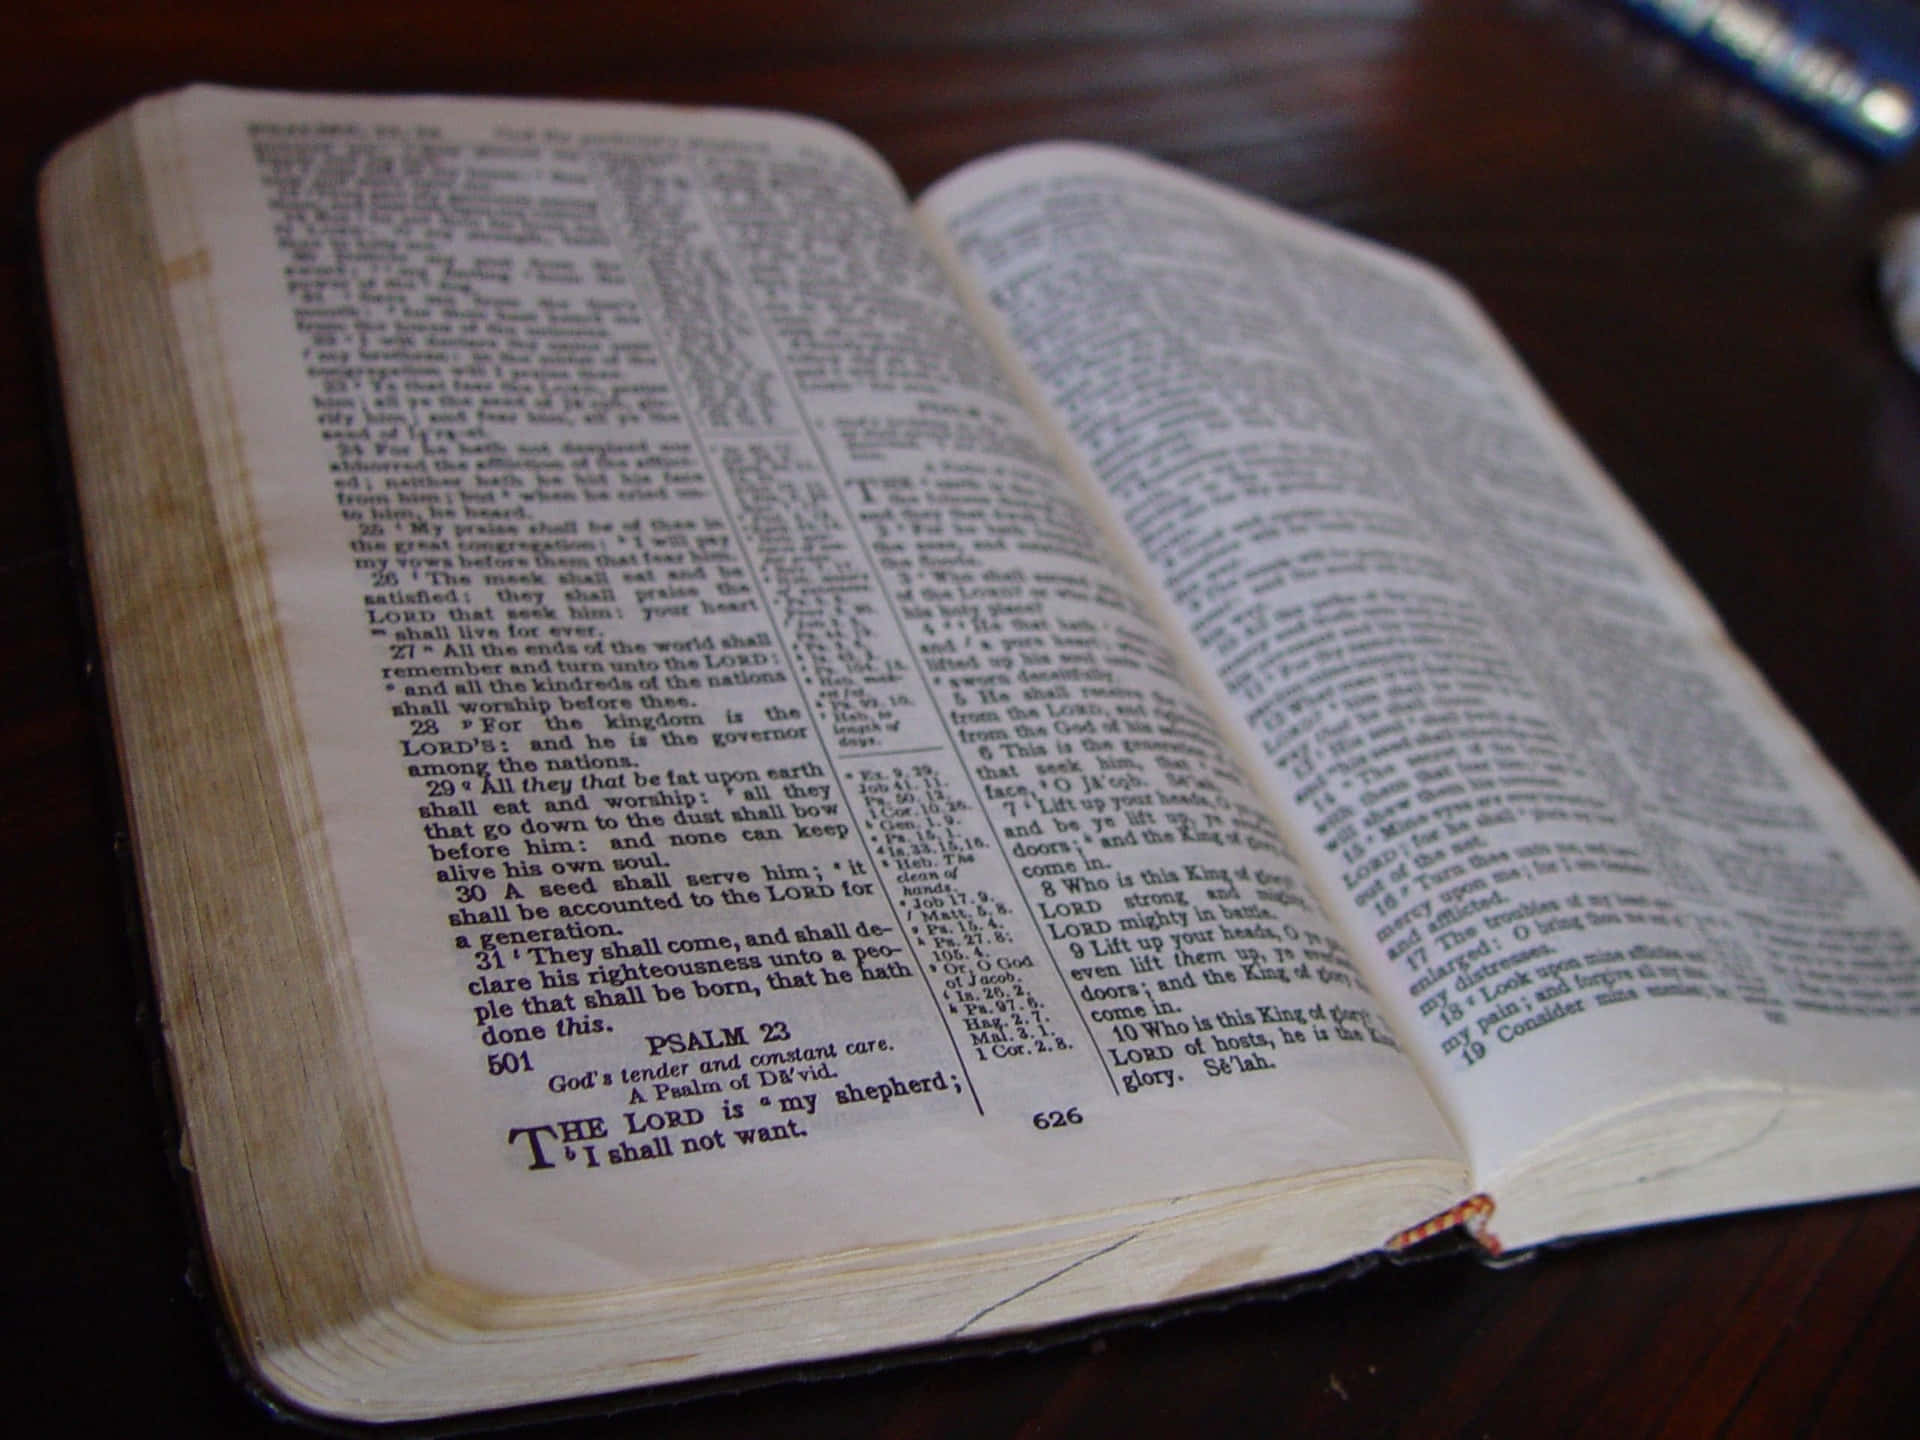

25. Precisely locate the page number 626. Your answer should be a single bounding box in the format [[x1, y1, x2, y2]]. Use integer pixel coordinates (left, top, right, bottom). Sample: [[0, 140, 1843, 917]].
[[1032, 1107, 1084, 1130]]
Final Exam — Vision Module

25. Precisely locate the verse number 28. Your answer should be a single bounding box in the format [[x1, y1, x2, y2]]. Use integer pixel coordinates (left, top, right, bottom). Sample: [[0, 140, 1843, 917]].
[[1031, 1107, 1084, 1130]]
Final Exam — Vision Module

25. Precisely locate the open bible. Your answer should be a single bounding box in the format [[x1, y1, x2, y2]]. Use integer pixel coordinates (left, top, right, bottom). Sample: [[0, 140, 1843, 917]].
[[41, 86, 1920, 1422]]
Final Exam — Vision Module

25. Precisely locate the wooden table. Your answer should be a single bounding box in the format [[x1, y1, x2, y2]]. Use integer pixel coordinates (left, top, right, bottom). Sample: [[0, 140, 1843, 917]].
[[9, 2, 1919, 1433]]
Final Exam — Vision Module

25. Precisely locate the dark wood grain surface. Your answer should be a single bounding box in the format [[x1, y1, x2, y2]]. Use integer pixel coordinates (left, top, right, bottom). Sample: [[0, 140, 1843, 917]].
[[9, 1, 1920, 1433]]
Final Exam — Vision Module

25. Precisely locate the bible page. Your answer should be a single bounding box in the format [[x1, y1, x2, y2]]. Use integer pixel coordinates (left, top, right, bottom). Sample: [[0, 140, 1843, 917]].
[[138, 88, 1465, 1305], [921, 144, 1920, 1247]]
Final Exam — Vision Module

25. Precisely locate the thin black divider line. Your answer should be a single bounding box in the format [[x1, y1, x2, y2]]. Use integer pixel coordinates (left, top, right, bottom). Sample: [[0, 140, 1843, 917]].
[[588, 146, 986, 1112], [682, 150, 1117, 1098], [946, 1231, 1140, 1338]]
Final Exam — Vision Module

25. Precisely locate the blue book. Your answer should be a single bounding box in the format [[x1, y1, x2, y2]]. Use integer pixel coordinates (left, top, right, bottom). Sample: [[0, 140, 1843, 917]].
[[1618, 0, 1920, 155]]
